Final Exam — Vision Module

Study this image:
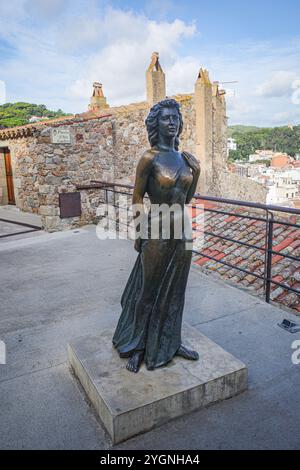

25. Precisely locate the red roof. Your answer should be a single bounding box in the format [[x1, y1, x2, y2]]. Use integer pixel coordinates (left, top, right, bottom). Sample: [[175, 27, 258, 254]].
[[190, 200, 300, 312]]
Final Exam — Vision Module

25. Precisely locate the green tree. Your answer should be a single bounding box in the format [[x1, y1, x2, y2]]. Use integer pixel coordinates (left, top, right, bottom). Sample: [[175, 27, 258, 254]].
[[229, 124, 300, 160], [0, 102, 71, 128]]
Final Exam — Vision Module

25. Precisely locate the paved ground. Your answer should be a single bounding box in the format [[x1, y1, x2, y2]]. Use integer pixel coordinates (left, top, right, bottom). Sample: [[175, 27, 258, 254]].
[[0, 225, 299, 450], [0, 205, 44, 243], [0, 205, 42, 227]]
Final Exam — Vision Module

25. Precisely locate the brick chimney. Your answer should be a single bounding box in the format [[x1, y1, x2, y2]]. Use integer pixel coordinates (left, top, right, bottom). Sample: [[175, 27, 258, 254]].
[[146, 52, 166, 106], [88, 82, 109, 112]]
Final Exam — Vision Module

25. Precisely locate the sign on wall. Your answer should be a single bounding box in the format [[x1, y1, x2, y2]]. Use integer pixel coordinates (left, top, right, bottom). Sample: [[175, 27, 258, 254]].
[[59, 192, 81, 218], [51, 127, 71, 144]]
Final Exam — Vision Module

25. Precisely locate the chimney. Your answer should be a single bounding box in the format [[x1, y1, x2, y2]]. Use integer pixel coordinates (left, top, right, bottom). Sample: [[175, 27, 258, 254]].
[[88, 82, 109, 112], [146, 52, 166, 106], [194, 68, 213, 193]]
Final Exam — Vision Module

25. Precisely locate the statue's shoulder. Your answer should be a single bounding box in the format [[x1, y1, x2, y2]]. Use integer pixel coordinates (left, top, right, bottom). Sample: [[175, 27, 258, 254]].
[[139, 148, 157, 166], [182, 151, 200, 173]]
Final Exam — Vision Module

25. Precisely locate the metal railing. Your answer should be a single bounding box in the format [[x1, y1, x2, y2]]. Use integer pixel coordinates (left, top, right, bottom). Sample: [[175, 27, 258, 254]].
[[76, 180, 300, 305]]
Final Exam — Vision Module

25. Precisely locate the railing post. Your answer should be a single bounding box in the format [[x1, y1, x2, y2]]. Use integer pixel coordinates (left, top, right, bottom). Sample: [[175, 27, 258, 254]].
[[265, 212, 274, 303], [114, 190, 119, 235], [105, 188, 108, 217], [263, 210, 269, 292]]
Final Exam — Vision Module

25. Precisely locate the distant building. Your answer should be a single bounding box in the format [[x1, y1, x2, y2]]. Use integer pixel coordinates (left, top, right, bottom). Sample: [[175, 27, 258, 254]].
[[266, 170, 300, 206], [234, 163, 249, 177], [271, 154, 295, 168], [227, 137, 237, 156], [248, 150, 273, 163], [248, 150, 296, 169], [267, 183, 299, 206], [28, 116, 49, 123], [229, 157, 300, 207]]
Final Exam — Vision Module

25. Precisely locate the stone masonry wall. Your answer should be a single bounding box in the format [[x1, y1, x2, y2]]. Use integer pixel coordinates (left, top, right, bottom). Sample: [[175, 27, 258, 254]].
[[2, 116, 115, 231], [212, 170, 268, 202]]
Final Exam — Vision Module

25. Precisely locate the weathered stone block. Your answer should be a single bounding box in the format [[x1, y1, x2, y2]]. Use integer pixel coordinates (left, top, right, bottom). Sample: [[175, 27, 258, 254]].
[[68, 323, 247, 444], [39, 205, 59, 216]]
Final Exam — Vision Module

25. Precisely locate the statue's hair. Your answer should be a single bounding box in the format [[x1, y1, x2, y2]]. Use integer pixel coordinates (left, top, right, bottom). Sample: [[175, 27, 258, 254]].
[[145, 99, 183, 151]]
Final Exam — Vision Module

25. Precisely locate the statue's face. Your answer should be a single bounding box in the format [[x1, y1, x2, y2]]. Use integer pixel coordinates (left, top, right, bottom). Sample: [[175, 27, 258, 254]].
[[158, 107, 180, 139]]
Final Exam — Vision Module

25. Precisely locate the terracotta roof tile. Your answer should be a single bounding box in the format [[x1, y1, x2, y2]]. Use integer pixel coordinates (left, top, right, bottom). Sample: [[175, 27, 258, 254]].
[[191, 199, 300, 313]]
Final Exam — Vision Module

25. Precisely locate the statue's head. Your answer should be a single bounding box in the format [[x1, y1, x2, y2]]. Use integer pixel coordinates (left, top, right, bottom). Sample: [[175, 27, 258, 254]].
[[145, 98, 183, 151]]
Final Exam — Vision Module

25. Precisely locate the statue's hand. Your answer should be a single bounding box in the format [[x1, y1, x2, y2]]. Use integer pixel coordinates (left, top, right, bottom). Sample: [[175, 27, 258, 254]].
[[134, 238, 142, 253]]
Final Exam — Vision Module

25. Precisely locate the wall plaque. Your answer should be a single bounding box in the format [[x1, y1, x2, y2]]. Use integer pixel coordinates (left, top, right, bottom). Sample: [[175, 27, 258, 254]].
[[59, 192, 81, 218], [51, 128, 71, 144]]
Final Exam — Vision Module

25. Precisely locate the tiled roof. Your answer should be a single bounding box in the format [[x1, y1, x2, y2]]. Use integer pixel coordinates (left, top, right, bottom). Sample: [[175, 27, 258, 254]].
[[0, 93, 193, 141], [0, 112, 113, 140], [0, 115, 76, 140], [189, 200, 300, 313]]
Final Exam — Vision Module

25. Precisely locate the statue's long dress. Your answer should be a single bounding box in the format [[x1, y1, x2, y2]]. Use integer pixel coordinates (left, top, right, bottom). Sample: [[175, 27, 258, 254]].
[[112, 150, 194, 370]]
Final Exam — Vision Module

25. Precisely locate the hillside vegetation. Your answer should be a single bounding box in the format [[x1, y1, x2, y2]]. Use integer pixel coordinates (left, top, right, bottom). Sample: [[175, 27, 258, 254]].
[[228, 124, 300, 161], [0, 102, 70, 128]]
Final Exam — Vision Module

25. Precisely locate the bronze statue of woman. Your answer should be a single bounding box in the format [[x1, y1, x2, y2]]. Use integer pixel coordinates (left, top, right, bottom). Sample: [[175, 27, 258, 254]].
[[112, 98, 200, 373]]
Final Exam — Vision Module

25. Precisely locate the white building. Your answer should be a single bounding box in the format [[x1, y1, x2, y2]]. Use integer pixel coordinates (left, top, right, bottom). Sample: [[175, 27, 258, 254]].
[[231, 161, 300, 207], [266, 170, 300, 206], [227, 138, 237, 156], [248, 150, 274, 163], [28, 116, 49, 123]]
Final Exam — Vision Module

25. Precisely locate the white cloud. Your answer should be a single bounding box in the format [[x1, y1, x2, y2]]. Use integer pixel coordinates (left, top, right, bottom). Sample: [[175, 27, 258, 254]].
[[195, 39, 300, 126], [0, 80, 6, 105], [256, 71, 297, 98], [272, 109, 300, 124], [67, 79, 91, 100], [57, 16, 103, 52], [165, 56, 199, 95], [0, 3, 300, 127], [65, 10, 197, 107]]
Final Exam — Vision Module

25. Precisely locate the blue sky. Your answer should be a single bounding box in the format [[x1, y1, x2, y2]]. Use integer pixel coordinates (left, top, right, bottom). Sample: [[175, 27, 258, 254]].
[[0, 0, 300, 126]]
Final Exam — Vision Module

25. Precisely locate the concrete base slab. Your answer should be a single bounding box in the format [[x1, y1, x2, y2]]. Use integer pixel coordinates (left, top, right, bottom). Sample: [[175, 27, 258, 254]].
[[68, 323, 248, 444]]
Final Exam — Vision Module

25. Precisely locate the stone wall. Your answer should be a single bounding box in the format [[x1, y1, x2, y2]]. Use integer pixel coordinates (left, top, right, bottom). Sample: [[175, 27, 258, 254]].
[[110, 103, 149, 181], [39, 117, 115, 231], [1, 116, 115, 231], [212, 170, 268, 202]]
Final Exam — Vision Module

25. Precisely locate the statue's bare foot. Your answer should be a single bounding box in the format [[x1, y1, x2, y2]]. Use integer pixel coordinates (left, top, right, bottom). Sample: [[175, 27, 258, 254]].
[[126, 351, 144, 373], [176, 344, 199, 361]]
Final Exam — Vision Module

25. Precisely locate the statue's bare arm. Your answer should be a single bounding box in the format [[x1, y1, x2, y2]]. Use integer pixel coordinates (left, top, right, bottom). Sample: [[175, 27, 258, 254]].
[[183, 151, 201, 204], [132, 151, 155, 252]]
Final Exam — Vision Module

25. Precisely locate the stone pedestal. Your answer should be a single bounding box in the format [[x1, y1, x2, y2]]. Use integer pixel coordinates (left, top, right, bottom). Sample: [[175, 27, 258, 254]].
[[68, 323, 247, 444]]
